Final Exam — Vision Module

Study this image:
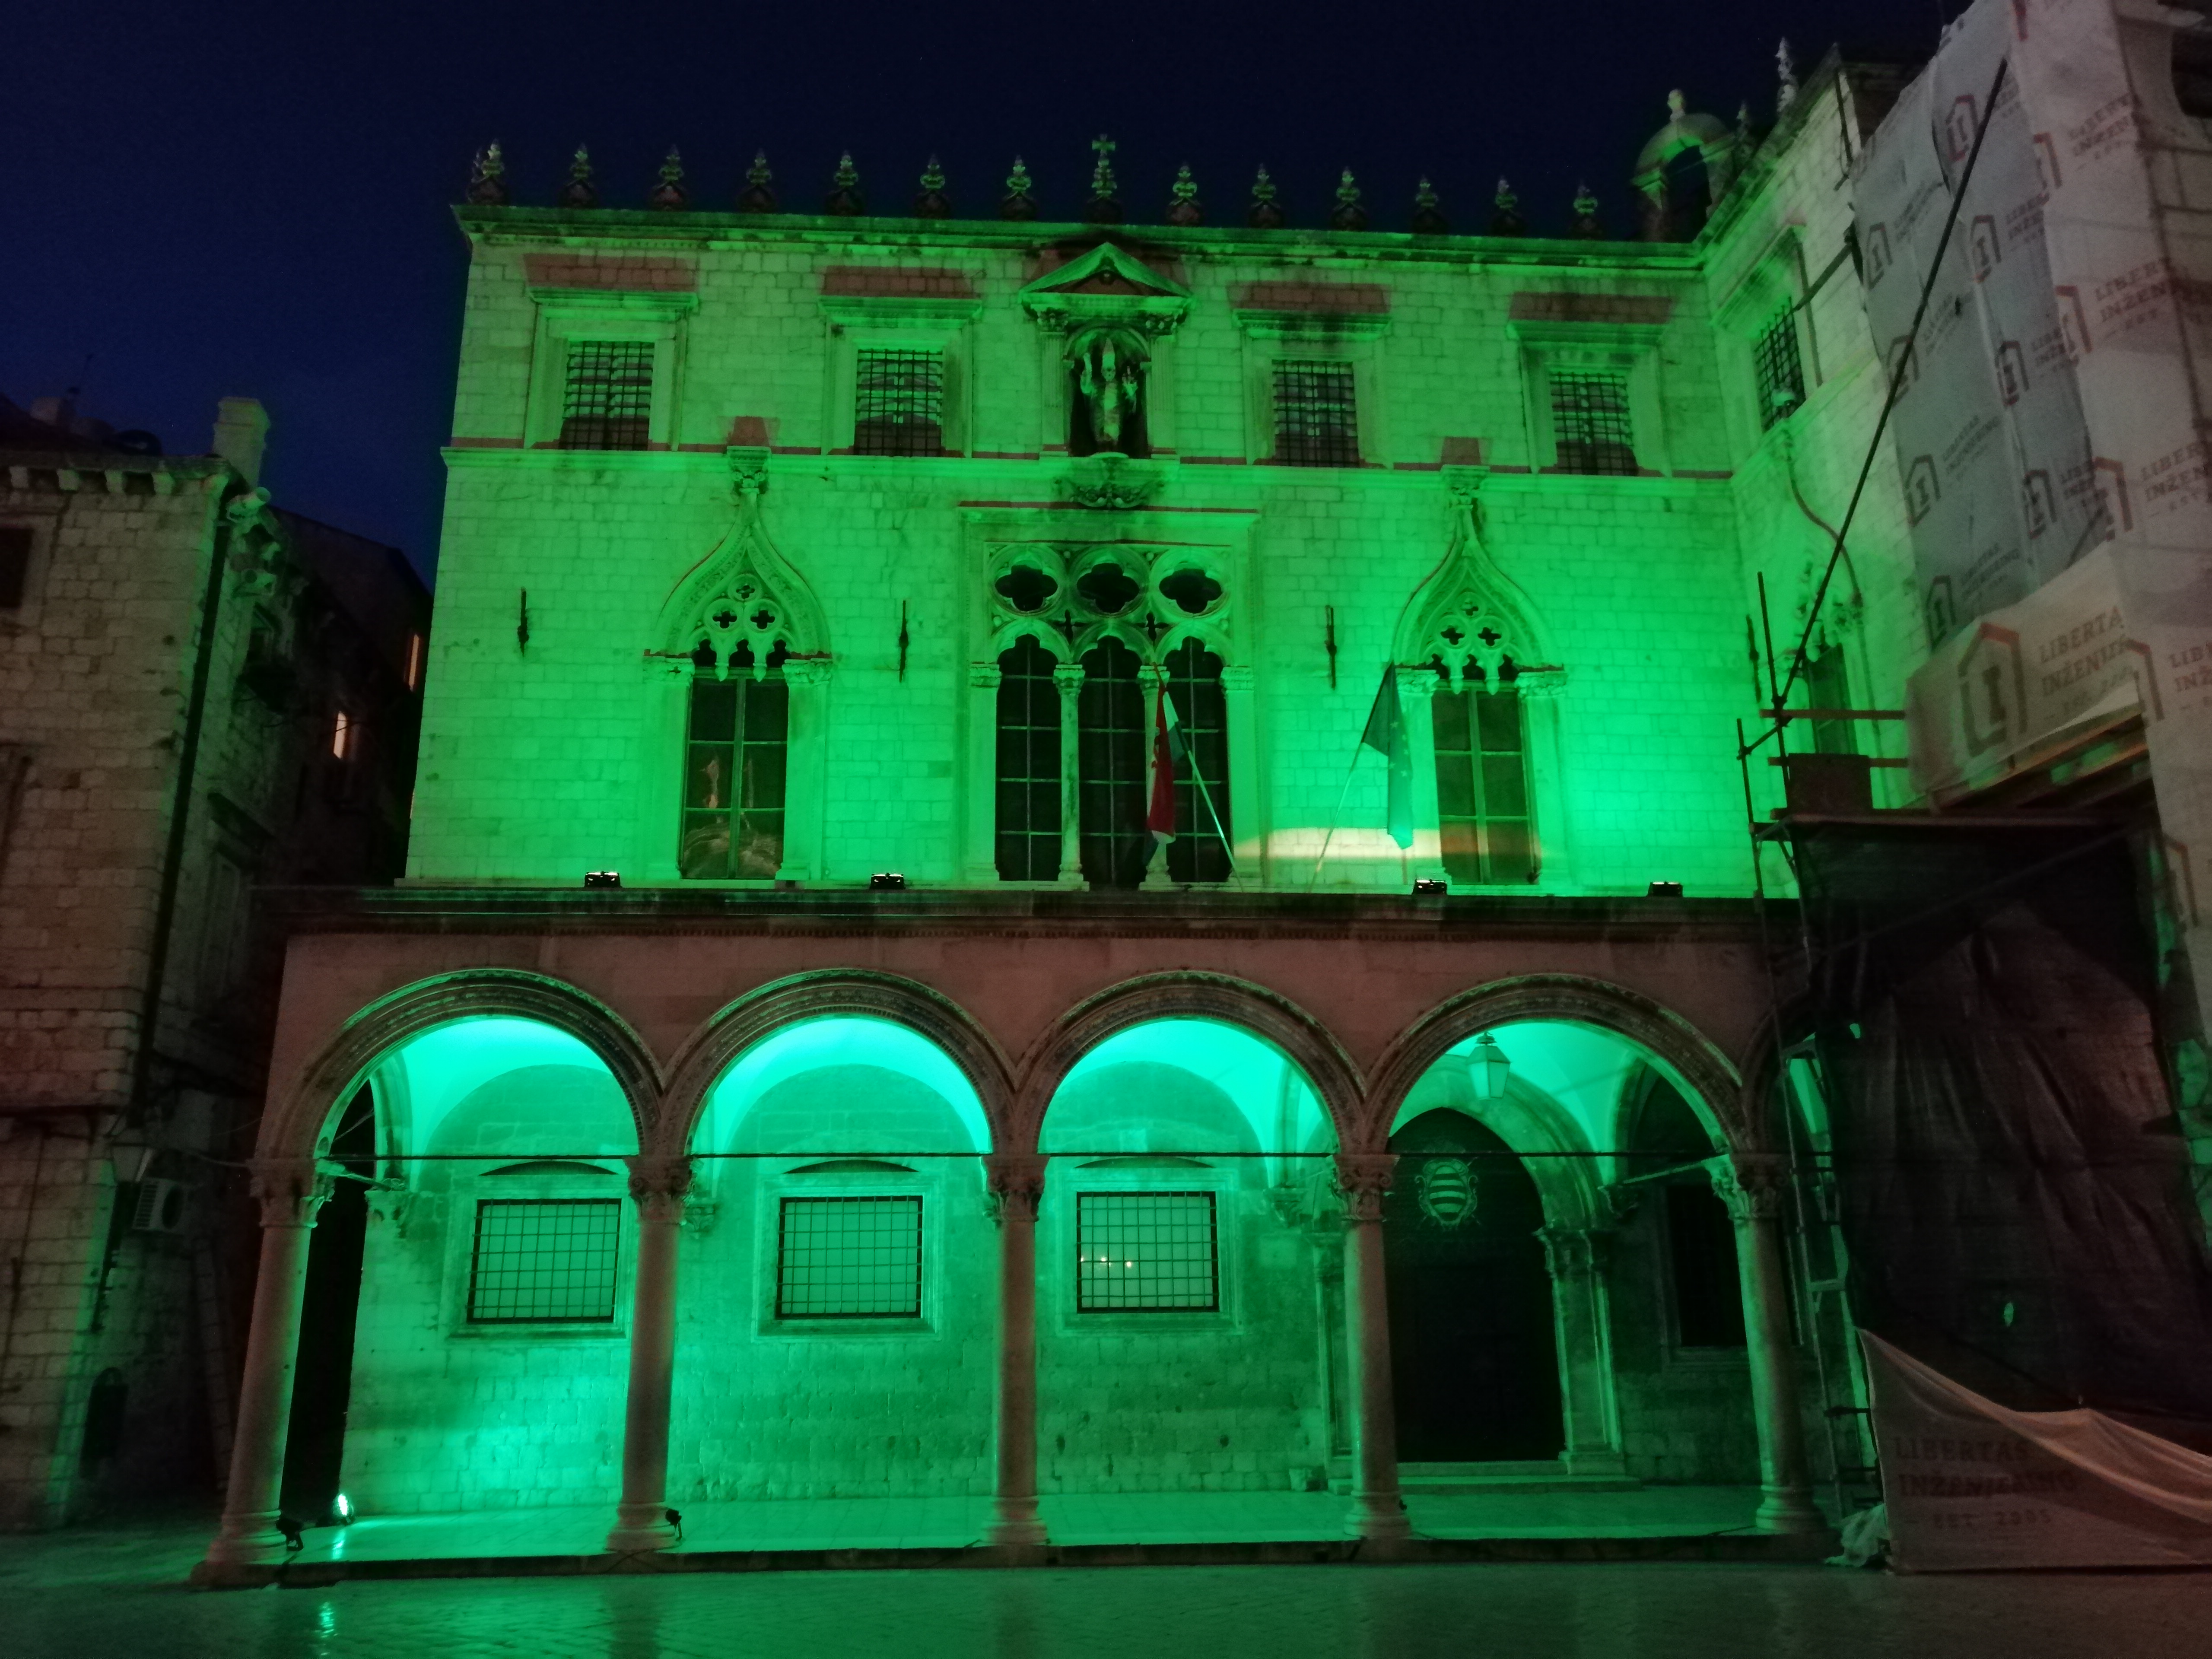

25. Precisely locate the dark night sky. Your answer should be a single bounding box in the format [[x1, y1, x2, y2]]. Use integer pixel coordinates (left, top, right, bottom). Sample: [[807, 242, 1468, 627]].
[[6, 0, 1968, 578]]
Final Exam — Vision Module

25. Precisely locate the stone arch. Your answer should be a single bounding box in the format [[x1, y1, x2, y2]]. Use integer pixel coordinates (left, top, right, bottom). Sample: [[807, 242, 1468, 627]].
[[1387, 1071, 1607, 1233], [660, 970, 1015, 1157], [650, 488, 829, 680], [1010, 972, 1363, 1153], [1396, 477, 1562, 694], [1360, 973, 1744, 1154], [261, 969, 663, 1161]]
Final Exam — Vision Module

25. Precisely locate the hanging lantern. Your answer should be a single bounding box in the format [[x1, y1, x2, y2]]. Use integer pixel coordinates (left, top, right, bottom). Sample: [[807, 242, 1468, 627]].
[[1469, 1031, 1512, 1100]]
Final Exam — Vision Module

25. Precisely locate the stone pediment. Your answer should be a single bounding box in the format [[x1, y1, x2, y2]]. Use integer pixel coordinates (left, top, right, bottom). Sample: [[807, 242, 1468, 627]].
[[1020, 242, 1191, 334]]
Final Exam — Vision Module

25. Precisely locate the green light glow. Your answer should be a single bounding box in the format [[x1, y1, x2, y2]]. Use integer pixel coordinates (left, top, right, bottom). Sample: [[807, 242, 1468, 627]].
[[1042, 1018, 1333, 1171], [694, 1016, 991, 1155], [371, 1016, 634, 1157]]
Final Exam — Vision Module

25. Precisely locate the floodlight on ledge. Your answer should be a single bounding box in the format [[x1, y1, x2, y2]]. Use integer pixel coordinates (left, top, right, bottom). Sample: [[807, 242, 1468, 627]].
[[1470, 1031, 1512, 1100], [1411, 878, 1447, 896], [869, 872, 908, 890], [584, 870, 622, 889], [1646, 880, 1684, 898]]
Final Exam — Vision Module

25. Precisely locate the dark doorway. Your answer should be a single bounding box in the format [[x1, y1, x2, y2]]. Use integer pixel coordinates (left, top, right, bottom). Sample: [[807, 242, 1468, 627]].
[[1384, 1107, 1563, 1460], [279, 1085, 374, 1526]]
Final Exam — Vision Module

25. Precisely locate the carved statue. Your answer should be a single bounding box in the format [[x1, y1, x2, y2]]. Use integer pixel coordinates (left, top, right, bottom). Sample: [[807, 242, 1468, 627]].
[[1075, 330, 1144, 454]]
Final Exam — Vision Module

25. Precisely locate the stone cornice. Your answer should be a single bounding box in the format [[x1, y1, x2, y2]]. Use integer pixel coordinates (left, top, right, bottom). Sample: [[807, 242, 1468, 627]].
[[262, 884, 1776, 944]]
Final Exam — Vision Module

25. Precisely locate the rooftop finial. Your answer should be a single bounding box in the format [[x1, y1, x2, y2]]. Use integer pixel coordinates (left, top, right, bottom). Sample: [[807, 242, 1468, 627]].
[[1001, 157, 1038, 220], [826, 152, 864, 216], [1777, 38, 1799, 112], [1166, 163, 1203, 227], [1490, 177, 1526, 237], [1247, 165, 1285, 229], [915, 155, 952, 219], [1411, 177, 1447, 235], [648, 146, 689, 210], [1570, 182, 1605, 240], [1085, 134, 1122, 224], [738, 151, 777, 213], [1329, 168, 1368, 231], [1736, 100, 1754, 149], [466, 141, 509, 206], [1667, 88, 1689, 124], [559, 145, 598, 209]]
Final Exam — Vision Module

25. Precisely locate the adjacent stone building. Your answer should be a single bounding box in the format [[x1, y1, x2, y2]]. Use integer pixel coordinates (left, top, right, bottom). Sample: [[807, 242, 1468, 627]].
[[0, 394, 426, 1528]]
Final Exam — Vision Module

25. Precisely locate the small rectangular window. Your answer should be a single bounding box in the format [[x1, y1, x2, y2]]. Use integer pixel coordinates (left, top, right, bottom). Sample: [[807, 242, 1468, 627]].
[[559, 340, 654, 451], [853, 348, 945, 456], [1549, 369, 1638, 475], [0, 526, 32, 608], [1077, 1191, 1218, 1312], [1272, 362, 1360, 467], [1665, 1184, 1747, 1348], [1802, 645, 1857, 756], [1433, 683, 1535, 885], [1754, 311, 1806, 430], [466, 1198, 621, 1323], [776, 1195, 923, 1318]]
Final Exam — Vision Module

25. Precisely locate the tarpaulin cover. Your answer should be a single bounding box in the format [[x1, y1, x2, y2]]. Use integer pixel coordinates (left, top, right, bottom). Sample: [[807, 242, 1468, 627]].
[[1790, 817, 2212, 1421], [1864, 1329, 2212, 1570]]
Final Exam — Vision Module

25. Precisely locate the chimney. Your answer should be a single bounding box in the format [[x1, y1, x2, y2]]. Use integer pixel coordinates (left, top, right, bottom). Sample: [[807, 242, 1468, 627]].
[[212, 397, 270, 486]]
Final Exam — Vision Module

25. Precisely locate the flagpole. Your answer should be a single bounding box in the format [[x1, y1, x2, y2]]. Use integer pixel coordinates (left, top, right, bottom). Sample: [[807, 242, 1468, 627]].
[[1306, 754, 1364, 893]]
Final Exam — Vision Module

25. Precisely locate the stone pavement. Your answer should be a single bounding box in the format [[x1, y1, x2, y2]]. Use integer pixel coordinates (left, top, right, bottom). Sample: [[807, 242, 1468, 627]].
[[5, 1516, 2212, 1659]]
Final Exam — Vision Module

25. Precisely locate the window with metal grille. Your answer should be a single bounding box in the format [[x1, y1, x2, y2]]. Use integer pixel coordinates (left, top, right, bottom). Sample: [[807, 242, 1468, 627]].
[[996, 635, 1063, 881], [1754, 311, 1806, 430], [678, 652, 788, 879], [1077, 1192, 1218, 1311], [1162, 640, 1232, 884], [776, 1195, 923, 1318], [1077, 638, 1148, 890], [1272, 361, 1359, 467], [853, 348, 945, 455], [1433, 679, 1535, 885], [559, 340, 654, 450], [1548, 369, 1638, 475], [467, 1198, 621, 1323]]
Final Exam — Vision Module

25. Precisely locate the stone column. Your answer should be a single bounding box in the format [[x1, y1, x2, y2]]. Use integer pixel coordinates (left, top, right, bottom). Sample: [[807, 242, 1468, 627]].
[[606, 1155, 693, 1553], [962, 663, 1003, 884], [1335, 1153, 1410, 1543], [1713, 1154, 1825, 1534], [985, 1153, 1049, 1546], [1537, 1226, 1629, 1478], [1054, 663, 1085, 887], [194, 1158, 330, 1583]]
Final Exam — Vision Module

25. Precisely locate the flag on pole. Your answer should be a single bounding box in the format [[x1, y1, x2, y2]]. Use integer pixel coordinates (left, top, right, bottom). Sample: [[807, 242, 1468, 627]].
[[1146, 683, 1182, 846], [1360, 666, 1414, 850]]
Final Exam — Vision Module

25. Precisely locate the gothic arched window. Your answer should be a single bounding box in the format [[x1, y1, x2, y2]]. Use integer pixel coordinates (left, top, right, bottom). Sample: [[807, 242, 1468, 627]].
[[678, 642, 788, 880], [1163, 640, 1231, 884], [995, 636, 1062, 881], [1077, 638, 1148, 889], [1432, 667, 1534, 886]]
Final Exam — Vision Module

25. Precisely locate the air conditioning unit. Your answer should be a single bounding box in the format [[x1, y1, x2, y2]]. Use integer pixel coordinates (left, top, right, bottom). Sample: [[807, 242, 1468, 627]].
[[129, 1178, 187, 1235]]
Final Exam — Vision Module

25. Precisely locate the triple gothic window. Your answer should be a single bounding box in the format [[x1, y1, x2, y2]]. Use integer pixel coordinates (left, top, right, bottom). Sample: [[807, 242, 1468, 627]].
[[1432, 673, 1535, 886], [679, 646, 789, 880]]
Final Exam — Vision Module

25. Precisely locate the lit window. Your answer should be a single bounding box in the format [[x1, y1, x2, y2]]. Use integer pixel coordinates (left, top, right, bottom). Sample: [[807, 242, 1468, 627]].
[[559, 340, 654, 451], [1272, 361, 1359, 467], [1549, 369, 1637, 475], [466, 1198, 621, 1323], [853, 348, 945, 456], [404, 632, 424, 690], [776, 1195, 923, 1318], [331, 710, 353, 760], [1754, 311, 1806, 430], [678, 655, 788, 880], [995, 636, 1062, 881], [1432, 679, 1535, 885], [1076, 1191, 1218, 1312]]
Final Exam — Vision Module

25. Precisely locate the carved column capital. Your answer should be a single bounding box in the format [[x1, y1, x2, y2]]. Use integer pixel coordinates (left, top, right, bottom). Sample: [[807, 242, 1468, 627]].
[[625, 1155, 695, 1223], [782, 655, 835, 688], [1711, 1154, 1789, 1223], [726, 445, 770, 499], [1051, 664, 1087, 697], [1538, 1225, 1615, 1280], [247, 1157, 331, 1228], [970, 663, 1004, 690], [1333, 1152, 1397, 1224], [985, 1152, 1048, 1224]]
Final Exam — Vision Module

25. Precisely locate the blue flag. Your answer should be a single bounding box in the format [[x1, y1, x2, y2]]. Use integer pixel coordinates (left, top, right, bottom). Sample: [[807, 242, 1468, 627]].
[[1360, 667, 1414, 851]]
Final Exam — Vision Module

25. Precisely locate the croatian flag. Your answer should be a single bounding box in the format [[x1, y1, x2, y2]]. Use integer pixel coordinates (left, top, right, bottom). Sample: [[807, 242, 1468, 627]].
[[1146, 684, 1185, 847]]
